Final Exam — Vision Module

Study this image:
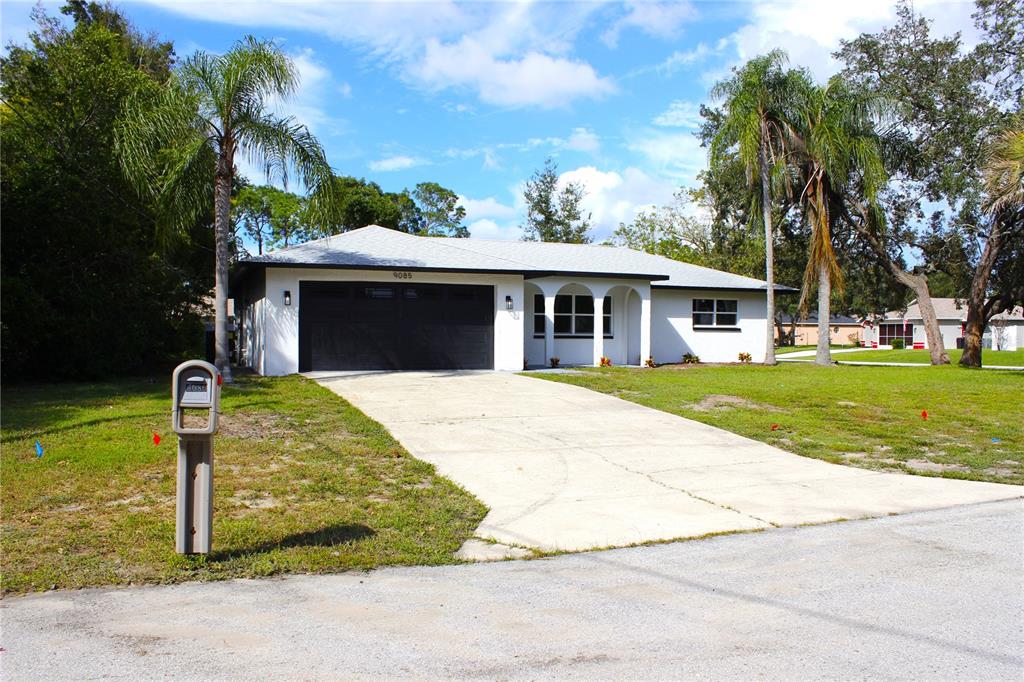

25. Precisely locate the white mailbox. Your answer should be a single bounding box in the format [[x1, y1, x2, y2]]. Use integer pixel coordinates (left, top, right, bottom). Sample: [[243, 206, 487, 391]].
[[171, 360, 221, 555], [172, 361, 219, 435]]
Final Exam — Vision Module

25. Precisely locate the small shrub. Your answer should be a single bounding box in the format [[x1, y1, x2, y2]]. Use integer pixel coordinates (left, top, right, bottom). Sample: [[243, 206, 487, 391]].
[[644, 356, 656, 368], [550, 357, 560, 368], [682, 353, 701, 364], [891, 338, 905, 350], [599, 356, 612, 367], [738, 352, 752, 364]]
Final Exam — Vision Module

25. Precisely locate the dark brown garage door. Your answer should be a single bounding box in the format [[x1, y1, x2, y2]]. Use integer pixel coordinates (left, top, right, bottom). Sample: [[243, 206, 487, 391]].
[[298, 281, 494, 371]]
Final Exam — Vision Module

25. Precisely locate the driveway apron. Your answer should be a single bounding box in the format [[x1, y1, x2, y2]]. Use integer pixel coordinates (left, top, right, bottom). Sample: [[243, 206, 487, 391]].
[[312, 371, 1021, 551]]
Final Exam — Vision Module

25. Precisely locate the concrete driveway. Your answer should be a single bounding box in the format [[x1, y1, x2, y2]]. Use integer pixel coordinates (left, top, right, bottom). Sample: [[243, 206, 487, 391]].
[[3, 501, 1021, 680], [313, 371, 1021, 552]]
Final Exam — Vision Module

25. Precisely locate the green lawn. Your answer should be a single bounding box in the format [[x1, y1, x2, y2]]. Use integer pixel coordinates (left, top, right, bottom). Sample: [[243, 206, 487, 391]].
[[825, 348, 1024, 366], [1, 374, 486, 594], [529, 364, 1023, 484]]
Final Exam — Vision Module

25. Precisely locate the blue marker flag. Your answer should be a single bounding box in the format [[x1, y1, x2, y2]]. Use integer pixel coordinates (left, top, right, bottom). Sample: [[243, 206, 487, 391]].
[[35, 440, 44, 457]]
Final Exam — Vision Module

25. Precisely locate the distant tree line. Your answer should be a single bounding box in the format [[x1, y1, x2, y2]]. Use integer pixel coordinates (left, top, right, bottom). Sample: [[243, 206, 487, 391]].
[[231, 179, 468, 257]]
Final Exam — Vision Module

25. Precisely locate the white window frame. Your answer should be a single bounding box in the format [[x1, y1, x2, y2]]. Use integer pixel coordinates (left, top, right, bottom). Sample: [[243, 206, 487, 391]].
[[534, 294, 612, 339], [692, 298, 739, 328]]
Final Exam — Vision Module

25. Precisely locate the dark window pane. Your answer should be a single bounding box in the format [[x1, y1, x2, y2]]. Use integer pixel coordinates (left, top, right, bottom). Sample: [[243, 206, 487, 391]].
[[717, 313, 737, 326], [403, 286, 442, 300], [555, 315, 572, 334], [554, 295, 572, 314], [360, 286, 395, 299], [716, 299, 737, 313], [575, 315, 594, 334], [575, 296, 594, 314], [693, 298, 714, 312], [603, 296, 611, 314], [534, 314, 545, 335], [603, 313, 612, 328], [694, 313, 714, 326], [534, 294, 545, 313]]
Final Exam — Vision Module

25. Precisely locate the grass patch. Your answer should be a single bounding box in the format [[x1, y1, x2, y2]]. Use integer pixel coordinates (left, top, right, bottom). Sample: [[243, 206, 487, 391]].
[[775, 344, 856, 355], [830, 348, 1024, 366], [527, 364, 1022, 485], [1, 374, 486, 594]]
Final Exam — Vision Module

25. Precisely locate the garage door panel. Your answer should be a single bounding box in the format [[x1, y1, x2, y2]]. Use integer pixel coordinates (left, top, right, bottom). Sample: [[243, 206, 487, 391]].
[[299, 281, 494, 371]]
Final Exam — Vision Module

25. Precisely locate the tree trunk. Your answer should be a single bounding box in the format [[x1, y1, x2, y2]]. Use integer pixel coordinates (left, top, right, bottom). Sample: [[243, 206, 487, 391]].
[[759, 136, 776, 366], [849, 204, 949, 365], [896, 278, 948, 364], [815, 262, 831, 365], [214, 158, 234, 383], [960, 222, 1002, 368]]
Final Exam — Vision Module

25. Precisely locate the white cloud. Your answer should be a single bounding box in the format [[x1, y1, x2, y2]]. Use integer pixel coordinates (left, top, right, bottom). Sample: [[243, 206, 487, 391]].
[[140, 0, 614, 109], [278, 48, 337, 134], [652, 100, 703, 129], [565, 127, 601, 153], [602, 1, 698, 48], [466, 218, 521, 241], [627, 129, 706, 186], [338, 82, 352, 98], [459, 196, 517, 222], [559, 166, 678, 240], [414, 37, 616, 108], [725, 0, 979, 81], [368, 155, 429, 172]]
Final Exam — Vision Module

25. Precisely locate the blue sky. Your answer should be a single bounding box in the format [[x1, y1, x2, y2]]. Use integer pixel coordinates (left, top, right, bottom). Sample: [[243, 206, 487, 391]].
[[0, 0, 979, 242]]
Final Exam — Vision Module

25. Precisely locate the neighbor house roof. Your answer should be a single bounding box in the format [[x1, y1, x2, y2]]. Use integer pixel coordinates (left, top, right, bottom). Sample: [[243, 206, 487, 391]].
[[237, 225, 792, 292], [879, 298, 1024, 322]]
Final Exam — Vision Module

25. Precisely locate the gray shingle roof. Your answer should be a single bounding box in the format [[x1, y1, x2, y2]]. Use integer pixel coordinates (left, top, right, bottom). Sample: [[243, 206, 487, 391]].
[[243, 225, 789, 291], [881, 298, 1024, 321]]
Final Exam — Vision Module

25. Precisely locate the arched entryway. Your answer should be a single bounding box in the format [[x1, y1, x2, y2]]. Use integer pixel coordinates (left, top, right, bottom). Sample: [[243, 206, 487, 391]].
[[524, 280, 651, 367]]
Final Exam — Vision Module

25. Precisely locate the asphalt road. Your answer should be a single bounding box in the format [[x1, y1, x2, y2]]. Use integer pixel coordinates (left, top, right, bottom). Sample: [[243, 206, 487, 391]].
[[3, 499, 1022, 681]]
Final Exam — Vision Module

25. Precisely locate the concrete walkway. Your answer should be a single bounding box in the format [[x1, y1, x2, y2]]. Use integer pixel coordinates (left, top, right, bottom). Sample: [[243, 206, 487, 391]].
[[312, 372, 1020, 552], [3, 501, 1021, 680], [777, 347, 875, 358], [778, 357, 1024, 370]]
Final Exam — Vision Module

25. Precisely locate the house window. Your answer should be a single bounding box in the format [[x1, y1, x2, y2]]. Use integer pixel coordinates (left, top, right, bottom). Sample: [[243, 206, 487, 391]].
[[693, 298, 739, 327], [878, 322, 913, 346], [534, 294, 612, 338]]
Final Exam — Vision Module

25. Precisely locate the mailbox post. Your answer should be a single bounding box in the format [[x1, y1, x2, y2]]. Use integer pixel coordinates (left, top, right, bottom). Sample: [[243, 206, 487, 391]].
[[171, 360, 221, 554]]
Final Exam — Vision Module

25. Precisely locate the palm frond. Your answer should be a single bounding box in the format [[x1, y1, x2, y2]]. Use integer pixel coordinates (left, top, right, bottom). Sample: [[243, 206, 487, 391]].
[[115, 77, 213, 243], [234, 111, 339, 234]]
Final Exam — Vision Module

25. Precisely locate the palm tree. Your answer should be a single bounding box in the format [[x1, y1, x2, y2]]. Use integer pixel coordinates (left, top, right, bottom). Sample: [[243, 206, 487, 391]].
[[711, 51, 808, 365], [116, 37, 337, 381], [982, 124, 1024, 216], [795, 79, 887, 365]]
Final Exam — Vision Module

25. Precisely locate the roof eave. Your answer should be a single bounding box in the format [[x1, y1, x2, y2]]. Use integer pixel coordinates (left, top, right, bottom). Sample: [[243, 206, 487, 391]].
[[233, 261, 671, 281], [653, 284, 798, 293]]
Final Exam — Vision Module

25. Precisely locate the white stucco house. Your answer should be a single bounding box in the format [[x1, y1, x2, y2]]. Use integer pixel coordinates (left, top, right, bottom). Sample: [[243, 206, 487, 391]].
[[862, 298, 1024, 351], [232, 225, 788, 375]]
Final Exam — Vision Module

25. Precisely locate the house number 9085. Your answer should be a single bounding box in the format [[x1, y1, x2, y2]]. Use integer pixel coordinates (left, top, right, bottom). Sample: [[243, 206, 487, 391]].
[[392, 271, 413, 279]]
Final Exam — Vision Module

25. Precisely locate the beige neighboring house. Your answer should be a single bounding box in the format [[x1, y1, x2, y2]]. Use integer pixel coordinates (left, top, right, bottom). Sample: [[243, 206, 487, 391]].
[[862, 298, 1024, 351], [776, 314, 864, 347]]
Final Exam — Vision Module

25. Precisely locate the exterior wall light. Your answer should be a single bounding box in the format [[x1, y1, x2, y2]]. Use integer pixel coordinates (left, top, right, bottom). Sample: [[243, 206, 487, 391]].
[[283, 290, 292, 306], [505, 295, 514, 311]]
